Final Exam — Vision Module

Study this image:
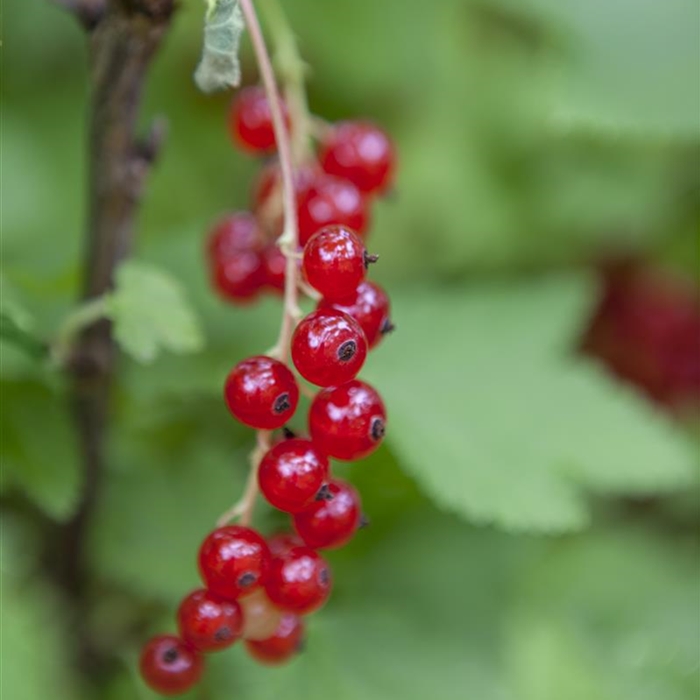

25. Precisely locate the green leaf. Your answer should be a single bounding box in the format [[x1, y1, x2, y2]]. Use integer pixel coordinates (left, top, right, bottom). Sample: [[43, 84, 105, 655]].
[[194, 0, 245, 93], [363, 276, 696, 532], [105, 261, 204, 364], [0, 380, 82, 520]]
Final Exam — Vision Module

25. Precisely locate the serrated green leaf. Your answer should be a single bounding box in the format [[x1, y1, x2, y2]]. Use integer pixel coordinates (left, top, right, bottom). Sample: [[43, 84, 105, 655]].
[[105, 261, 204, 364], [0, 380, 82, 520], [363, 276, 696, 532]]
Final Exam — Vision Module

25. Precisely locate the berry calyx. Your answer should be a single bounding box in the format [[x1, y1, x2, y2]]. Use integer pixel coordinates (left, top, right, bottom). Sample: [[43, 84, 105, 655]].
[[177, 589, 243, 653], [239, 588, 284, 641], [302, 225, 374, 302], [224, 356, 299, 430], [291, 309, 368, 387], [318, 280, 392, 348], [258, 438, 329, 513], [228, 86, 288, 154], [139, 635, 203, 696], [198, 525, 271, 600], [265, 546, 332, 614], [319, 121, 396, 194], [297, 174, 369, 245], [245, 614, 305, 665], [309, 380, 387, 460], [293, 479, 362, 550]]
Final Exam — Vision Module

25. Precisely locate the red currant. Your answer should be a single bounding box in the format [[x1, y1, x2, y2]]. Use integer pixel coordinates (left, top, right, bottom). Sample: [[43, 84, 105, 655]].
[[302, 225, 376, 301], [228, 86, 288, 154], [139, 635, 203, 696], [309, 380, 386, 460], [224, 356, 299, 430], [239, 588, 284, 641], [297, 173, 369, 245], [206, 212, 261, 263], [293, 479, 362, 549], [252, 162, 320, 215], [261, 243, 287, 293], [319, 121, 396, 194], [291, 310, 368, 387], [267, 532, 304, 557], [198, 525, 271, 600], [318, 280, 393, 348], [177, 589, 243, 652], [211, 253, 264, 303], [265, 546, 332, 614], [258, 438, 329, 513], [245, 614, 305, 665]]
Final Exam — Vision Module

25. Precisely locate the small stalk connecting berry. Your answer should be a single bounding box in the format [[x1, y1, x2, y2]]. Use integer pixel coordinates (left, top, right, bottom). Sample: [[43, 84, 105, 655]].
[[139, 0, 397, 694]]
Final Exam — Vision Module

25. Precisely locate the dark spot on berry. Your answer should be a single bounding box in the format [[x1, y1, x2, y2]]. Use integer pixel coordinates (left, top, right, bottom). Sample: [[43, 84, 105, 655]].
[[282, 426, 297, 440], [163, 647, 179, 664], [214, 626, 233, 642], [238, 572, 257, 588], [380, 318, 395, 335], [318, 567, 330, 586], [337, 340, 357, 362], [370, 417, 385, 441], [363, 251, 379, 268], [273, 392, 291, 414], [315, 483, 334, 501], [359, 513, 371, 529]]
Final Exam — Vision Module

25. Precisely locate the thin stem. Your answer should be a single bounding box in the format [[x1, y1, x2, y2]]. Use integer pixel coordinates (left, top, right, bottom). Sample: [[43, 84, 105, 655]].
[[52, 296, 109, 365]]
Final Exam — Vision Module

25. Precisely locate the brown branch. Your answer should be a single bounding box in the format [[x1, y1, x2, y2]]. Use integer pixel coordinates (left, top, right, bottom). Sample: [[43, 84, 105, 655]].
[[50, 0, 176, 684]]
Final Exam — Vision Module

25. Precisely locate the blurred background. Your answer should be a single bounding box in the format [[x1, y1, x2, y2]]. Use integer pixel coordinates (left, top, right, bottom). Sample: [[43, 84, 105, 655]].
[[2, 0, 699, 698]]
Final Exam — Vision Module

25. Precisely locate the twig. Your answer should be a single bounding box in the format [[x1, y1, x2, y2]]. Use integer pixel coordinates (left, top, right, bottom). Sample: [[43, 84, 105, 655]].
[[51, 0, 106, 30]]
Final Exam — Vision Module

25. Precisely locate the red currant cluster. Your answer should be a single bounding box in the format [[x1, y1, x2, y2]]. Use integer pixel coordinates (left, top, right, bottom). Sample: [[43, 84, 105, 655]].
[[140, 84, 396, 696], [206, 85, 396, 304]]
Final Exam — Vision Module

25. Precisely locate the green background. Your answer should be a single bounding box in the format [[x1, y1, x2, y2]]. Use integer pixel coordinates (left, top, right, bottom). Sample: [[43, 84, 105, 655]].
[[2, 1, 699, 698]]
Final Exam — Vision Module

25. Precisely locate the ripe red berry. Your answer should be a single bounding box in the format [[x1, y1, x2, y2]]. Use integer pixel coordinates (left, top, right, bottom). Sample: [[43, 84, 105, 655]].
[[224, 356, 299, 430], [139, 635, 203, 696], [211, 252, 264, 302], [198, 525, 271, 600], [228, 86, 288, 154], [302, 225, 375, 301], [239, 588, 284, 641], [245, 613, 305, 665], [267, 532, 304, 557], [297, 174, 369, 245], [261, 243, 287, 293], [258, 438, 329, 513], [309, 380, 386, 460], [265, 546, 332, 614], [293, 479, 362, 549], [207, 212, 261, 263], [177, 589, 243, 652], [252, 162, 320, 215], [318, 280, 393, 348], [319, 121, 396, 194], [291, 310, 368, 387]]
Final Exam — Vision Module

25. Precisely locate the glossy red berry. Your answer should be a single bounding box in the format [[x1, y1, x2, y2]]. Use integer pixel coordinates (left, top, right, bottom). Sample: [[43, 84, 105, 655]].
[[224, 356, 299, 430], [265, 546, 332, 614], [297, 174, 369, 245], [177, 589, 243, 652], [245, 614, 305, 665], [309, 380, 386, 460], [267, 532, 304, 558], [261, 243, 287, 293], [211, 252, 264, 302], [228, 86, 288, 154], [293, 479, 362, 549], [258, 438, 329, 513], [320, 121, 396, 194], [207, 212, 261, 263], [198, 525, 271, 600], [318, 280, 393, 348], [291, 310, 368, 387], [302, 225, 375, 301], [139, 635, 203, 696]]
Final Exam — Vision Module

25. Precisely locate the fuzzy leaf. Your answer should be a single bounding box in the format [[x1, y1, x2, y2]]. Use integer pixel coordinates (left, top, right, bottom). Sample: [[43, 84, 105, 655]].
[[105, 261, 204, 364]]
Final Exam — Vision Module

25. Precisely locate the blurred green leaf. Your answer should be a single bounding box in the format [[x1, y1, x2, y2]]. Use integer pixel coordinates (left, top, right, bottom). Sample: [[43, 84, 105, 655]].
[[363, 276, 696, 532], [105, 261, 205, 364], [0, 380, 81, 520]]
